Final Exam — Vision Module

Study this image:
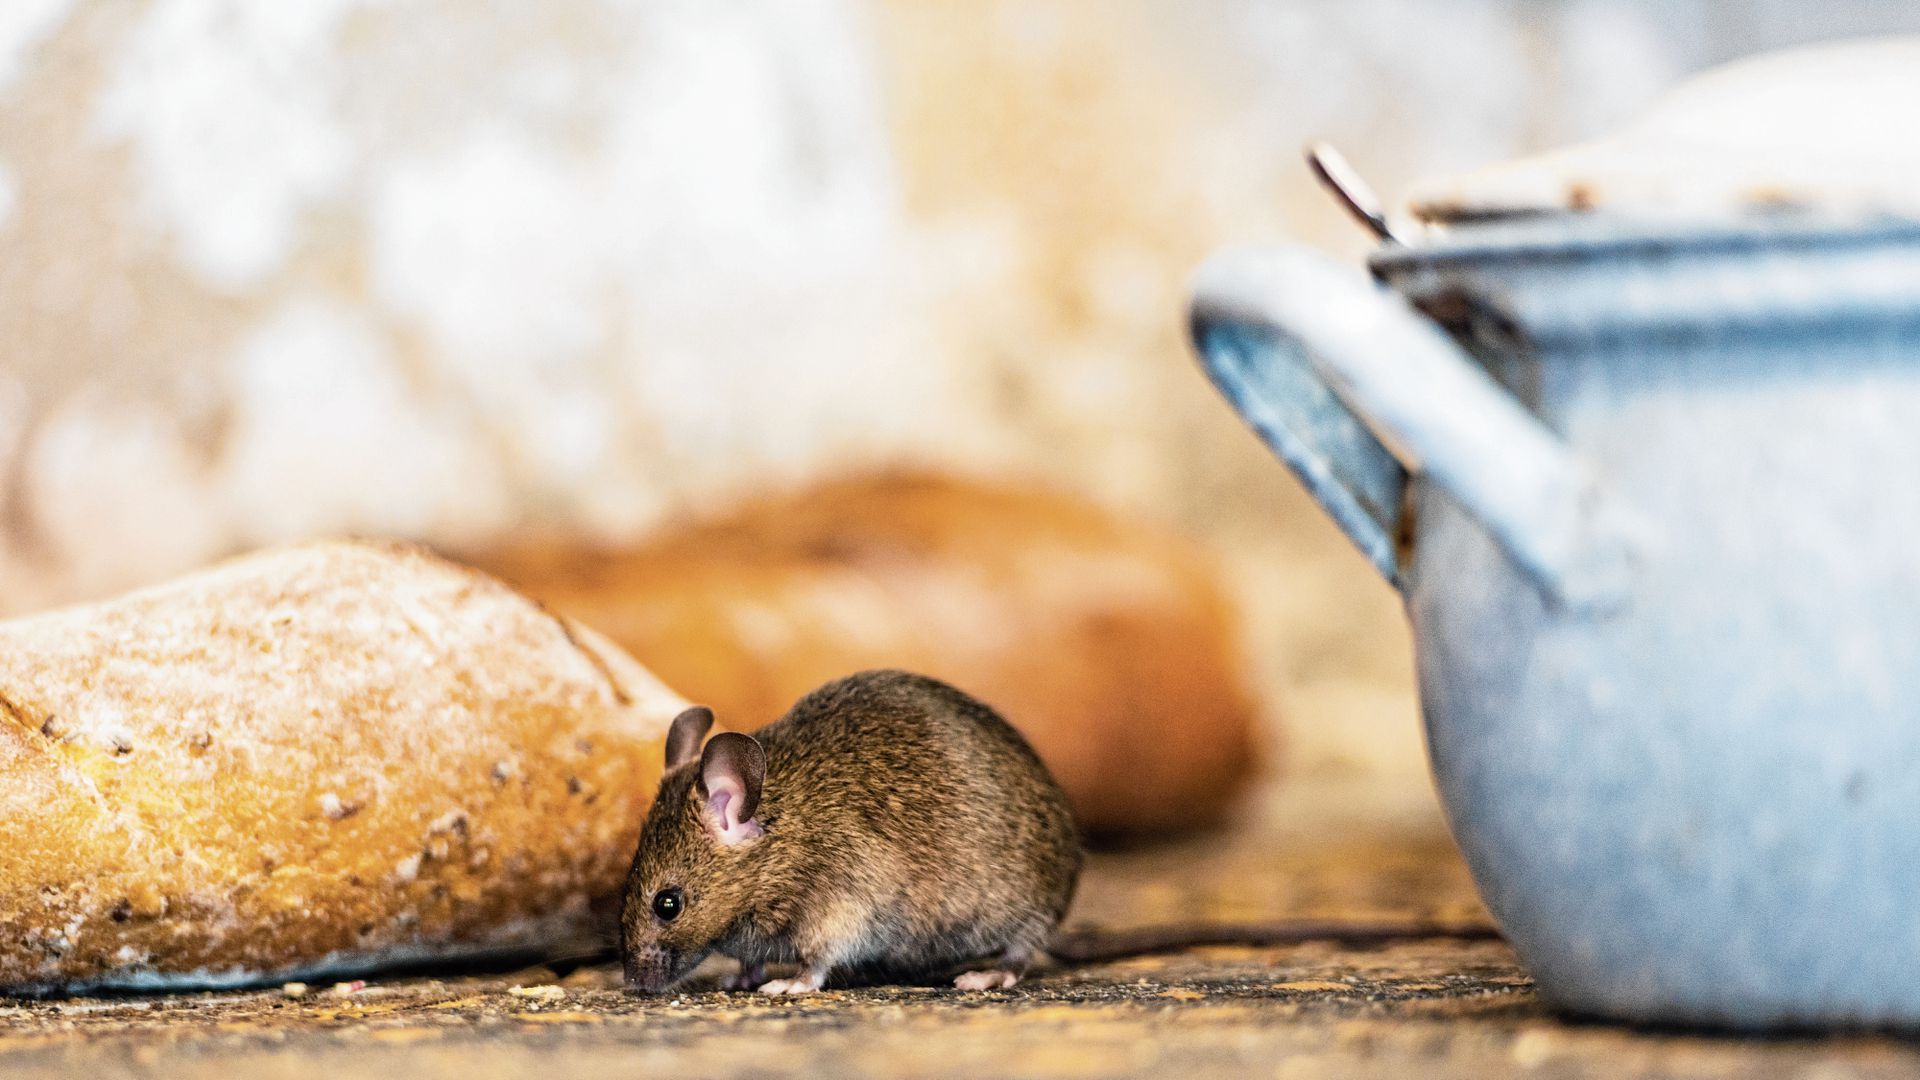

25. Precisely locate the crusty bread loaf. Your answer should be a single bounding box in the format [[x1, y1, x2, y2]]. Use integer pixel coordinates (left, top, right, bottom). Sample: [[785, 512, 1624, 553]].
[[472, 471, 1264, 837], [0, 540, 687, 992]]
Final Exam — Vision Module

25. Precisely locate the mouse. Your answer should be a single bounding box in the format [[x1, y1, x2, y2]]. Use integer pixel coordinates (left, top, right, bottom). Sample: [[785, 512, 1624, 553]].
[[621, 668, 1082, 995], [618, 668, 1500, 996]]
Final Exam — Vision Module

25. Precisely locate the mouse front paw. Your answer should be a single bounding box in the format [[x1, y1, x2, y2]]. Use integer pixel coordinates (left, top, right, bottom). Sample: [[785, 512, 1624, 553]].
[[721, 963, 766, 992], [953, 969, 1020, 991]]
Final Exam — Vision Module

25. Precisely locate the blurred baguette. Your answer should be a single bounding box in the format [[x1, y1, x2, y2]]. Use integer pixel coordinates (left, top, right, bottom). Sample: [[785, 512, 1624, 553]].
[[0, 540, 687, 992], [474, 471, 1264, 837]]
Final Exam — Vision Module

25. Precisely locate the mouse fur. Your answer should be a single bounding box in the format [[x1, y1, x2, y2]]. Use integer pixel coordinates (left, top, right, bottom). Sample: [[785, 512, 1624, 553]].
[[620, 669, 1082, 995]]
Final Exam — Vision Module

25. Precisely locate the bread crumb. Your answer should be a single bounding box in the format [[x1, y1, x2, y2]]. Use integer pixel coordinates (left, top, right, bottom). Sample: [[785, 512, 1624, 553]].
[[281, 982, 309, 998], [428, 809, 468, 835], [508, 984, 565, 1001], [126, 882, 166, 919]]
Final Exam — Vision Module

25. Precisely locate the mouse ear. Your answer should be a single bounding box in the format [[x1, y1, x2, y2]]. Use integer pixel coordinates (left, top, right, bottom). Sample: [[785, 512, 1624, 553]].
[[699, 732, 766, 846], [665, 706, 714, 769]]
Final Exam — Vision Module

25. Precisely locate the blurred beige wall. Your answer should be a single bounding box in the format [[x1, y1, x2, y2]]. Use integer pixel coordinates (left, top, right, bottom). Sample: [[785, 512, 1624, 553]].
[[1, 0, 1914, 776]]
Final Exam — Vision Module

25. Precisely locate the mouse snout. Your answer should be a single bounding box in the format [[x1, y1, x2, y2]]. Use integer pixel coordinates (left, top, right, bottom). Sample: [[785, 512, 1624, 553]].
[[623, 944, 679, 994]]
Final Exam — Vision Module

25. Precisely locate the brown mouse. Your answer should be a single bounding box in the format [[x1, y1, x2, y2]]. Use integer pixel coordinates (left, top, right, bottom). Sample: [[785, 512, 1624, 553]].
[[618, 668, 1501, 995], [621, 669, 1082, 995]]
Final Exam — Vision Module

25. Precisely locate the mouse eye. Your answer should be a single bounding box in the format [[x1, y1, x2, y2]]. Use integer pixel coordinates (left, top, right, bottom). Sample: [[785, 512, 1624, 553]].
[[651, 886, 684, 922]]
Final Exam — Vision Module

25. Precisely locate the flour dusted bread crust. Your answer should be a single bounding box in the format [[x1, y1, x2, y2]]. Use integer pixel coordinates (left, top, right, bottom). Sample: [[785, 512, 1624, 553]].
[[0, 540, 688, 992]]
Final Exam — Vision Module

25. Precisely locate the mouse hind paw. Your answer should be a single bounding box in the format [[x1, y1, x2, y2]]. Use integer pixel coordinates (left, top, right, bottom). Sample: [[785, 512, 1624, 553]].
[[953, 941, 1036, 991], [953, 969, 1020, 991], [757, 968, 827, 996]]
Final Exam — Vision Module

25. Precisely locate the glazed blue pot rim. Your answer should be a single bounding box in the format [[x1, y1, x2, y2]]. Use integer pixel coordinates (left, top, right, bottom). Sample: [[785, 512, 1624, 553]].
[[1369, 210, 1920, 271]]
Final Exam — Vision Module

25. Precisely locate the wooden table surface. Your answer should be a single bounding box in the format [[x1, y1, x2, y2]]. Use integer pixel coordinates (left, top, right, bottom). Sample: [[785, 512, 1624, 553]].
[[3, 778, 1915, 1079]]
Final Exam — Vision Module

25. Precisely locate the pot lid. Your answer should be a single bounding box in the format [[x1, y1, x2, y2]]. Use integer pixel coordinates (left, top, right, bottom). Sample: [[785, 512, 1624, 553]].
[[1405, 36, 1920, 223]]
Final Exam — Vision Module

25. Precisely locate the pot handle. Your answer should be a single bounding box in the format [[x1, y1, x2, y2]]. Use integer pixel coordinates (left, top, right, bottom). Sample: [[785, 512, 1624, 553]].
[[1189, 245, 1641, 608]]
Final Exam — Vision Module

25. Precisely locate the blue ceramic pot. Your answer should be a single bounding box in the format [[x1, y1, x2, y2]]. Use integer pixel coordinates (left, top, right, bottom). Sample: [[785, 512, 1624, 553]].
[[1190, 215, 1920, 1029]]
